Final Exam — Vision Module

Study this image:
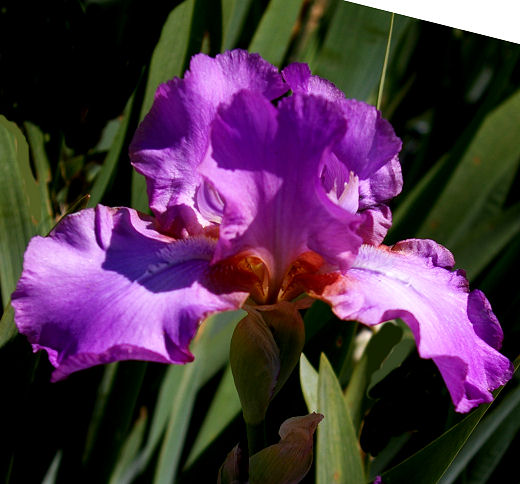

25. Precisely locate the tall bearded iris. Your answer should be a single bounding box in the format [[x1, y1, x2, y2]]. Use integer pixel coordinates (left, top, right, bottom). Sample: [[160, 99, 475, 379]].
[[12, 50, 512, 412]]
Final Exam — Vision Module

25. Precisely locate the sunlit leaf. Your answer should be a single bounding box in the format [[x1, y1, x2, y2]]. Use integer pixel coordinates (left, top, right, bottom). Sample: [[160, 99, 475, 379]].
[[248, 0, 303, 66], [0, 116, 42, 346], [317, 354, 365, 484], [311, 3, 410, 101], [24, 122, 53, 232], [221, 0, 253, 51], [300, 353, 318, 413]]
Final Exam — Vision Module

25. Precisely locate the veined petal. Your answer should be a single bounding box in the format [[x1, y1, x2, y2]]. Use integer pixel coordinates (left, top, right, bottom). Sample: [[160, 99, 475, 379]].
[[358, 155, 403, 209], [282, 62, 402, 244], [199, 90, 363, 295], [282, 62, 402, 181], [129, 50, 287, 234], [12, 205, 247, 380], [318, 240, 513, 412]]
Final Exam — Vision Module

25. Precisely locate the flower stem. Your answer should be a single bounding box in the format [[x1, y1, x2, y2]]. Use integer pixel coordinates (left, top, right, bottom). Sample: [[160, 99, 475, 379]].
[[246, 420, 266, 456]]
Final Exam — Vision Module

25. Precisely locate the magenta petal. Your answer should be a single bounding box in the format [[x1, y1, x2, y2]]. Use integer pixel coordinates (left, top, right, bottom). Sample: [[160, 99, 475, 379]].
[[283, 62, 402, 245], [334, 99, 402, 180], [321, 241, 513, 412], [283, 62, 402, 181], [282, 62, 345, 103], [200, 90, 363, 286], [12, 206, 246, 380], [357, 205, 392, 245], [130, 50, 287, 233], [358, 155, 403, 209]]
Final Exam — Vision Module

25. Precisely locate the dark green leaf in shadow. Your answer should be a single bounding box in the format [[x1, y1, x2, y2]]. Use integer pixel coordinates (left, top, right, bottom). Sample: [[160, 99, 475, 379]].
[[131, 0, 199, 212], [464, 387, 520, 484], [115, 310, 244, 484], [185, 364, 241, 468], [345, 323, 403, 430], [88, 94, 135, 208], [451, 202, 520, 280], [381, 359, 520, 484], [439, 381, 520, 483], [417, 89, 520, 247], [110, 408, 148, 484], [153, 310, 244, 484]]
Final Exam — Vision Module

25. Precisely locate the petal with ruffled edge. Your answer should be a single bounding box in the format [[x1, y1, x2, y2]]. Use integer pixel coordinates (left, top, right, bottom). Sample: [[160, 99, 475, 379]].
[[199, 91, 363, 298], [129, 50, 288, 234], [282, 63, 402, 179], [316, 239, 513, 412], [12, 205, 247, 381], [282, 63, 402, 245]]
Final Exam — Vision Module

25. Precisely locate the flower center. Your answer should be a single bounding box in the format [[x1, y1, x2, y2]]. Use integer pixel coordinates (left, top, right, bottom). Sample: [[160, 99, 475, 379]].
[[208, 250, 340, 304]]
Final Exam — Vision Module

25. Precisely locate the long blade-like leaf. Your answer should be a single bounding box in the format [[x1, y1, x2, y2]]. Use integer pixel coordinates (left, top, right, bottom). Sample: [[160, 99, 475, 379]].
[[317, 354, 365, 484], [248, 0, 303, 67]]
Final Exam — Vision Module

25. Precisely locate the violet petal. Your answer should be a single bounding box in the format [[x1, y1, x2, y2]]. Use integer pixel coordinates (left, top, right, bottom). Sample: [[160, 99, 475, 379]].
[[200, 90, 363, 288], [12, 205, 246, 380], [320, 241, 513, 412], [130, 50, 287, 234]]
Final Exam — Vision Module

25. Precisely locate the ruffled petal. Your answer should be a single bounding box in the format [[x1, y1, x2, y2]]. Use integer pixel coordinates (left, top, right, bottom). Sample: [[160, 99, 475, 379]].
[[12, 205, 246, 380], [358, 155, 403, 209], [282, 62, 402, 245], [199, 90, 363, 292], [130, 50, 287, 234], [282, 62, 402, 180], [317, 240, 513, 412]]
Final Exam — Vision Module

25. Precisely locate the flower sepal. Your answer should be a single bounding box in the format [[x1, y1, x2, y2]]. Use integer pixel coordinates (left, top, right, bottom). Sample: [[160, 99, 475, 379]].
[[230, 301, 305, 426], [217, 413, 323, 484]]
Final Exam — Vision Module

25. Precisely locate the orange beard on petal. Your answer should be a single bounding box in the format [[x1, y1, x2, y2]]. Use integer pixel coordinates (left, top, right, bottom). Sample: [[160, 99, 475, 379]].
[[279, 252, 341, 302], [207, 253, 268, 303], [206, 250, 341, 305]]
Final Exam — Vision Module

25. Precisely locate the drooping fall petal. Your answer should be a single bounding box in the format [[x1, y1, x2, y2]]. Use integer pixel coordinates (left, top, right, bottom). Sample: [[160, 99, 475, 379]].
[[12, 205, 247, 380], [318, 239, 513, 412]]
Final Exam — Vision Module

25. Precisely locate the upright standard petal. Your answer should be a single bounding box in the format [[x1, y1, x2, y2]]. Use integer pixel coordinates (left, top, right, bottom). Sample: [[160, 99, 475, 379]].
[[282, 62, 402, 180], [130, 50, 287, 234], [282, 62, 402, 244], [317, 239, 513, 412], [12, 205, 246, 380], [199, 91, 363, 298]]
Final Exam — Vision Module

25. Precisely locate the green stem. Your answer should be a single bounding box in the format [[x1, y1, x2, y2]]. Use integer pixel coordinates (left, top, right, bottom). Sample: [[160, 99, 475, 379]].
[[377, 12, 395, 112], [246, 420, 266, 456]]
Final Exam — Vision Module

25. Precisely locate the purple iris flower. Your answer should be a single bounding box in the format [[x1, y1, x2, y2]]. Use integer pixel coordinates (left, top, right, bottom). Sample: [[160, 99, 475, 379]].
[[12, 50, 512, 412]]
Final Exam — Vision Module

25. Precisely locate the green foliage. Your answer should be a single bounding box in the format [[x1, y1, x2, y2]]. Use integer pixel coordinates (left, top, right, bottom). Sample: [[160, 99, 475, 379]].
[[317, 354, 365, 484], [1, 1, 519, 482]]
